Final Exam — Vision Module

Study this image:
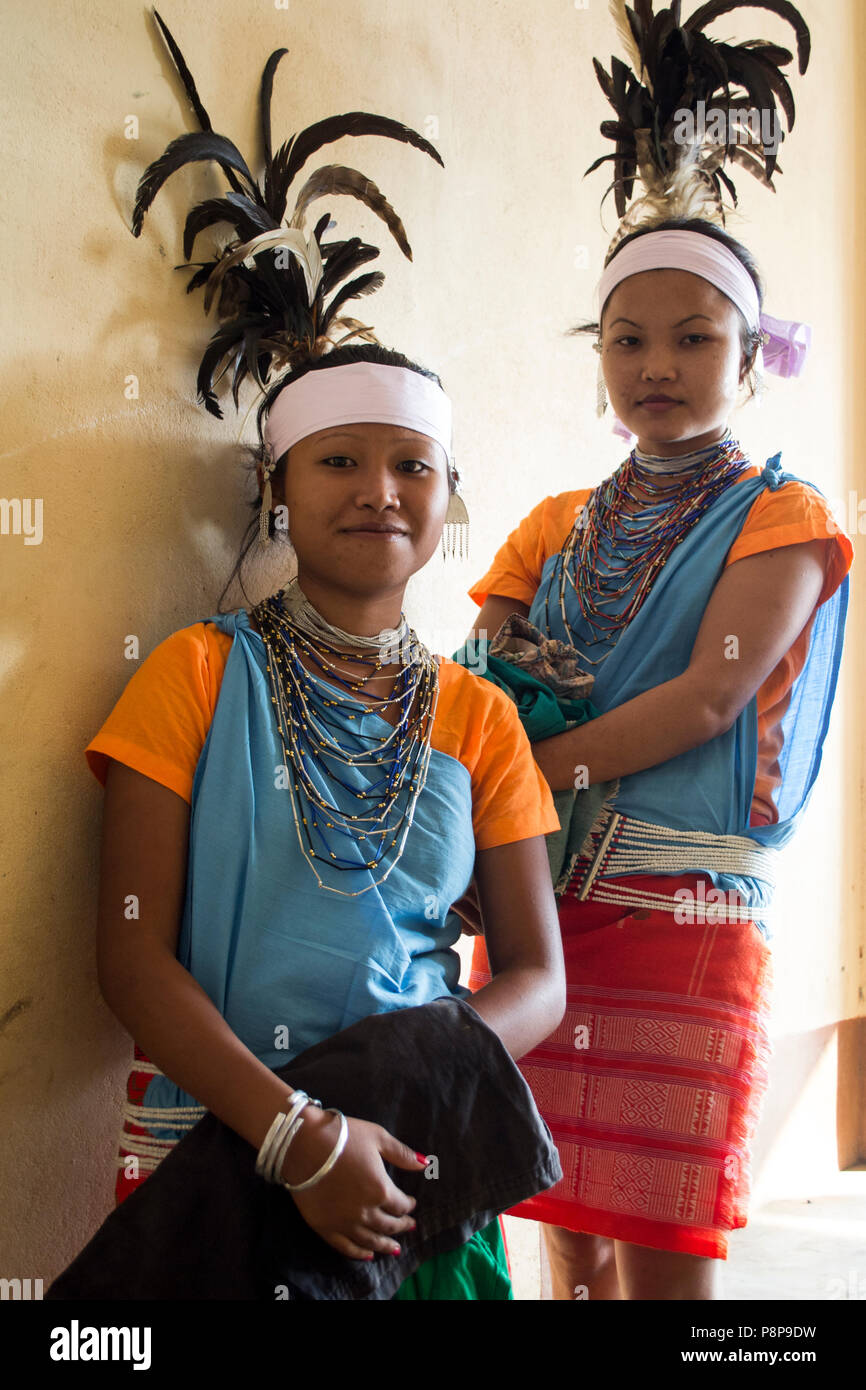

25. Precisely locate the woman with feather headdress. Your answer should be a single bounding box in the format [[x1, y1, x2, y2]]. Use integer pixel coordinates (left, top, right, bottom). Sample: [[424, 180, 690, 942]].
[[78, 13, 565, 1300], [466, 0, 853, 1299]]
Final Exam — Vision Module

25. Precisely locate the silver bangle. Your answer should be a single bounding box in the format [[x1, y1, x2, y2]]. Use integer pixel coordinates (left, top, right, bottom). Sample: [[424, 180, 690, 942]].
[[282, 1109, 349, 1193], [257, 1091, 309, 1183], [264, 1094, 321, 1184], [276, 1092, 319, 1165], [255, 1091, 322, 1184], [270, 1105, 311, 1185], [256, 1111, 294, 1182]]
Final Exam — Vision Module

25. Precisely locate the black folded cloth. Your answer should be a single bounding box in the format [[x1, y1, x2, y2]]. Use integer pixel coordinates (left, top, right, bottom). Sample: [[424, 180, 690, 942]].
[[47, 997, 561, 1301]]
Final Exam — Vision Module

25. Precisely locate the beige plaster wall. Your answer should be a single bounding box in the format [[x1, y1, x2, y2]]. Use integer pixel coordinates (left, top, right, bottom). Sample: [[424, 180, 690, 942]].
[[1, 0, 862, 1282]]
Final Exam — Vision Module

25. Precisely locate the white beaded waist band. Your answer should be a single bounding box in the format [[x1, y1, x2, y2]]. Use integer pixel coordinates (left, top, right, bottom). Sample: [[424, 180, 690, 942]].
[[117, 1085, 206, 1174], [564, 810, 778, 921]]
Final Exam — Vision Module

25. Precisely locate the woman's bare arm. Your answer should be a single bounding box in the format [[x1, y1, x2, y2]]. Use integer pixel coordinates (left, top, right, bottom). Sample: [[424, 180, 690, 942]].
[[529, 540, 829, 791], [462, 836, 565, 1058], [96, 761, 332, 1160]]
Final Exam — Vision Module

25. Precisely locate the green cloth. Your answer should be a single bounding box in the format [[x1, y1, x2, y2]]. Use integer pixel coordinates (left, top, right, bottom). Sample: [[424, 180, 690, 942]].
[[454, 639, 598, 742], [391, 1218, 512, 1300], [452, 639, 617, 891]]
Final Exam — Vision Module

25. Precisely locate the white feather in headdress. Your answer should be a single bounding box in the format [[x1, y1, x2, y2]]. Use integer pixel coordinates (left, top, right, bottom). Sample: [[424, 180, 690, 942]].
[[607, 0, 652, 93]]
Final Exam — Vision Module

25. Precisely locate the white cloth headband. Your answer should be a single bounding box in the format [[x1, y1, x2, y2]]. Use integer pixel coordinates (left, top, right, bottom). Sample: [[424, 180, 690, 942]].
[[595, 228, 810, 381], [597, 229, 761, 329], [263, 361, 453, 463]]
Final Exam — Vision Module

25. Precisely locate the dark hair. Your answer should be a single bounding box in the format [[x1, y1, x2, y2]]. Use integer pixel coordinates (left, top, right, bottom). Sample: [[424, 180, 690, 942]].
[[216, 342, 448, 612], [570, 216, 765, 366]]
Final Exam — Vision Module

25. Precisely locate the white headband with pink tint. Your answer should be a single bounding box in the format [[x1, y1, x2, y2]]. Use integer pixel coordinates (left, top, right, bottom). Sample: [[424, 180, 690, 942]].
[[596, 229, 810, 379], [263, 361, 453, 463]]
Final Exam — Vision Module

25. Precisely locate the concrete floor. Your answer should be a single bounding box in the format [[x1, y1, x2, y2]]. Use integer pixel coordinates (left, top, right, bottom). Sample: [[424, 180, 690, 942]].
[[504, 1166, 866, 1300]]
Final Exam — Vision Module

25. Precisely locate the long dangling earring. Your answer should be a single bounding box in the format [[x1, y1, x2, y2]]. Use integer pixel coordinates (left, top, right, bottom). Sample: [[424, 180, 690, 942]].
[[259, 446, 276, 545], [442, 459, 469, 559], [752, 338, 767, 407], [593, 339, 607, 416], [742, 338, 767, 411]]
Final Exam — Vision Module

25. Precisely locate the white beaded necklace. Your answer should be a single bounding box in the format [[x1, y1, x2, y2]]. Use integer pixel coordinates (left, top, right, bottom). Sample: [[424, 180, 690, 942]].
[[251, 580, 439, 896]]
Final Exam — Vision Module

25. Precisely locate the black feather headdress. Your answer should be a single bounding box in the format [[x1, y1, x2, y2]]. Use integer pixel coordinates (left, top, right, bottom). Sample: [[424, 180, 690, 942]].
[[131, 10, 443, 418], [588, 0, 810, 242]]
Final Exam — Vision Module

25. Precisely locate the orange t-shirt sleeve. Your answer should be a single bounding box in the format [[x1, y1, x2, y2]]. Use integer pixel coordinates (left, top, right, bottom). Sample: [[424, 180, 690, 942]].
[[84, 623, 222, 805], [723, 480, 854, 604], [434, 662, 560, 850], [468, 491, 590, 608]]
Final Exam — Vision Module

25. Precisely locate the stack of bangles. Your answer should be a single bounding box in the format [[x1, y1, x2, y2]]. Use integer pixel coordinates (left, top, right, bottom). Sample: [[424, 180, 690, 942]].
[[255, 1090, 350, 1193]]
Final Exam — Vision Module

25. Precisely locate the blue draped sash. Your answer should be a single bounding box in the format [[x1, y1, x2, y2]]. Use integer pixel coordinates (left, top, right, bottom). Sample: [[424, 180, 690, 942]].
[[145, 609, 475, 1121], [528, 455, 849, 922]]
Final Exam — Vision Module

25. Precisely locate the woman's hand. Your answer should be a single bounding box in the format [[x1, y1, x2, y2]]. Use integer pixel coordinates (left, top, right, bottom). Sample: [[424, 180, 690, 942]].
[[283, 1109, 427, 1260]]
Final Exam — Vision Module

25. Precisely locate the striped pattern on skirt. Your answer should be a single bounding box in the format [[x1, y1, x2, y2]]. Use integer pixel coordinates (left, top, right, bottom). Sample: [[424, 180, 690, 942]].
[[470, 874, 772, 1259]]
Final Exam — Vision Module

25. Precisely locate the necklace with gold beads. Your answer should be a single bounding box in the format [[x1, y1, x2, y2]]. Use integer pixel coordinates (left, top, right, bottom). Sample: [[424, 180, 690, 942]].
[[251, 581, 439, 896]]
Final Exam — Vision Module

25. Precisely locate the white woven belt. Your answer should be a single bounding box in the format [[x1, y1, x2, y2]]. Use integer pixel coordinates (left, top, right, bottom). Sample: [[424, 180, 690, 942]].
[[116, 1079, 206, 1173], [566, 810, 778, 922]]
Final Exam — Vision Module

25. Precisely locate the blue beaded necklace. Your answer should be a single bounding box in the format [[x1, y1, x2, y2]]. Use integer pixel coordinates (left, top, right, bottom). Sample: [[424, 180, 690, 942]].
[[252, 583, 439, 894], [542, 430, 751, 665]]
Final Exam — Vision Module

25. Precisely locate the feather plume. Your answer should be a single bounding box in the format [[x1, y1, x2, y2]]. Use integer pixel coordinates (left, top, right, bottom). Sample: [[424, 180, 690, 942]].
[[608, 0, 651, 91], [288, 165, 412, 258], [201, 228, 324, 313], [586, 0, 810, 243], [259, 47, 288, 166], [152, 10, 211, 131], [132, 12, 443, 418]]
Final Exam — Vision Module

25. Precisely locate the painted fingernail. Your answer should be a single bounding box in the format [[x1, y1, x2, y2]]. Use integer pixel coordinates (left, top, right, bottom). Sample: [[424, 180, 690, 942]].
[[365, 1253, 375, 1261], [391, 1245, 402, 1256], [415, 1152, 427, 1164], [407, 1222, 417, 1231]]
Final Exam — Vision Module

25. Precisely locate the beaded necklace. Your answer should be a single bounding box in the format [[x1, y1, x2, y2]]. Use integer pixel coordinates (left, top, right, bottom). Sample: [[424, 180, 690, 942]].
[[543, 431, 750, 665], [251, 581, 439, 896]]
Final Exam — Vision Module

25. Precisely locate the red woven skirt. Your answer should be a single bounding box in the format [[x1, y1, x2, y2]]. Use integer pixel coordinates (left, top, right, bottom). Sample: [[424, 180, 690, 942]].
[[469, 874, 772, 1259]]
